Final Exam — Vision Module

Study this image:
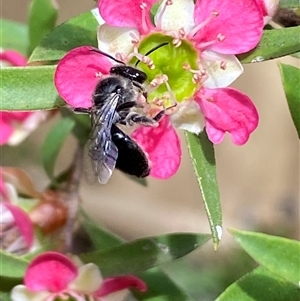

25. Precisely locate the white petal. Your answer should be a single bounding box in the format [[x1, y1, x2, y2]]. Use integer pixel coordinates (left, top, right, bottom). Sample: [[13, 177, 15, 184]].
[[170, 100, 204, 134], [202, 51, 244, 89], [154, 0, 195, 32], [97, 24, 138, 58], [11, 285, 49, 301], [91, 7, 105, 25], [69, 263, 103, 294], [7, 111, 49, 146], [101, 290, 129, 301]]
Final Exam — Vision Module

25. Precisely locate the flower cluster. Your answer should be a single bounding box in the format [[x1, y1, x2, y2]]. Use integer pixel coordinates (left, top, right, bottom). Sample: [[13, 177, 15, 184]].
[[55, 0, 270, 179], [0, 168, 34, 255], [11, 251, 146, 301]]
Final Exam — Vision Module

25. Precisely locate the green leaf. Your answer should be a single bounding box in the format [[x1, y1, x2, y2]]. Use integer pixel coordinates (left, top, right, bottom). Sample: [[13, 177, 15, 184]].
[[42, 117, 75, 178], [80, 210, 197, 300], [0, 250, 28, 278], [229, 229, 300, 285], [135, 268, 195, 301], [0, 19, 29, 55], [185, 131, 222, 248], [215, 266, 299, 301], [80, 232, 211, 276], [239, 26, 300, 63], [80, 209, 123, 251], [0, 65, 63, 110], [278, 63, 300, 138], [0, 292, 11, 300], [28, 0, 58, 54], [29, 11, 98, 63], [291, 51, 300, 58], [279, 0, 300, 8]]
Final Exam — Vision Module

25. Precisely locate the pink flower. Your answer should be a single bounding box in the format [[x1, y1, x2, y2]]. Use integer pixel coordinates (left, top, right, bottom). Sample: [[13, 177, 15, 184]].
[[0, 202, 34, 255], [55, 0, 263, 179], [0, 50, 49, 145], [0, 168, 35, 255], [11, 252, 147, 301]]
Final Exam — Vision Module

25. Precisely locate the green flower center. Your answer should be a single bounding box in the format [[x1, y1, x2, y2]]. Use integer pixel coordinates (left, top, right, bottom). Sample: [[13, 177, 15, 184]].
[[131, 33, 199, 104]]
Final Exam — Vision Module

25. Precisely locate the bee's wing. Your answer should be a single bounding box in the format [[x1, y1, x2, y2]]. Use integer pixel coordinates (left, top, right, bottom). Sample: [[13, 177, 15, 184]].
[[88, 94, 120, 184]]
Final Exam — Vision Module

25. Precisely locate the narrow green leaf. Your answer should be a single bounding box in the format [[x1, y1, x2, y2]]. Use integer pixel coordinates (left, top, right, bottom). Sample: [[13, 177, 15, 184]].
[[80, 232, 211, 276], [278, 63, 300, 138], [279, 0, 300, 8], [80, 210, 197, 300], [0, 250, 28, 278], [291, 51, 300, 58], [185, 131, 222, 248], [0, 19, 29, 55], [29, 11, 98, 63], [215, 266, 299, 301], [0, 292, 11, 300], [42, 117, 75, 178], [135, 268, 195, 301], [80, 209, 123, 250], [28, 0, 58, 54], [238, 26, 300, 63], [229, 229, 300, 285], [0, 65, 63, 110]]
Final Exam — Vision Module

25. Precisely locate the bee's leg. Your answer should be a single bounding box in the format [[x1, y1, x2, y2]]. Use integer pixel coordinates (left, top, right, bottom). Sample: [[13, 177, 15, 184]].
[[125, 112, 158, 126], [74, 107, 91, 114], [153, 103, 178, 121]]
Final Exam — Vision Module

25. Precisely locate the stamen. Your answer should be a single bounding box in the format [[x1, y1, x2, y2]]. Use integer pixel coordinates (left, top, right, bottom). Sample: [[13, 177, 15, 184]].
[[188, 10, 219, 38], [198, 90, 214, 103], [220, 61, 227, 70], [125, 45, 155, 69], [164, 80, 177, 106], [196, 32, 226, 50], [140, 2, 150, 33], [95, 71, 103, 78], [115, 52, 127, 62], [170, 28, 185, 47], [201, 52, 228, 72], [182, 62, 207, 84], [129, 32, 141, 45], [149, 74, 169, 89], [155, 0, 173, 30]]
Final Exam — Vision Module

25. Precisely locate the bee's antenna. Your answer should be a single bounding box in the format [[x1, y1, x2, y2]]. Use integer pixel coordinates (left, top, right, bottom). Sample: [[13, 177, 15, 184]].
[[135, 42, 169, 67], [89, 48, 125, 65]]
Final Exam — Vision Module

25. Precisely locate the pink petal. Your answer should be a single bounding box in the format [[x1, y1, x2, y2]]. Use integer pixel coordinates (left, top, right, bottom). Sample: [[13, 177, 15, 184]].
[[131, 116, 181, 179], [4, 203, 34, 249], [255, 0, 279, 24], [193, 0, 264, 54], [54, 46, 113, 108], [0, 50, 27, 66], [96, 275, 147, 297], [0, 118, 14, 145], [5, 112, 31, 121], [98, 0, 156, 34], [25, 252, 78, 292], [255, 0, 279, 17], [195, 87, 259, 145], [0, 112, 32, 145]]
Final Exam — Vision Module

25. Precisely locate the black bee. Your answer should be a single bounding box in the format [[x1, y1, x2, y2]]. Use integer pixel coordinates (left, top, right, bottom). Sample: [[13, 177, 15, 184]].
[[75, 44, 167, 184]]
